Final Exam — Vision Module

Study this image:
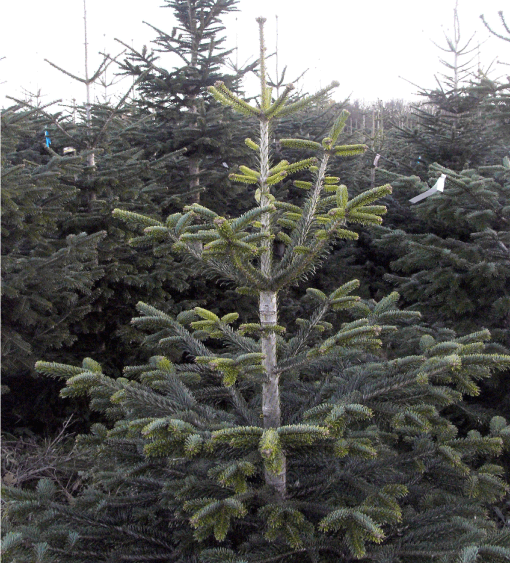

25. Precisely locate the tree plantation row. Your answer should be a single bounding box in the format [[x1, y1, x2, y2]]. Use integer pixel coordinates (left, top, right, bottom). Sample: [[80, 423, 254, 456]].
[[2, 2, 510, 561]]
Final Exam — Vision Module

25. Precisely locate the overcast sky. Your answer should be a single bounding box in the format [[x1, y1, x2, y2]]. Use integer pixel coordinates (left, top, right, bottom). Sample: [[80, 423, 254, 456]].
[[1, 0, 508, 109]]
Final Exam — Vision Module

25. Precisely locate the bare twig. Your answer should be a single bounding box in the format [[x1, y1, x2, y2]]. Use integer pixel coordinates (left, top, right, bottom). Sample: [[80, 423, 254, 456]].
[[1, 417, 86, 499]]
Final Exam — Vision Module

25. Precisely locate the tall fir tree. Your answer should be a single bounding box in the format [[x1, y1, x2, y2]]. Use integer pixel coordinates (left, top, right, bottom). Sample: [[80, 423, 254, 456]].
[[110, 0, 266, 346], [116, 0, 256, 214], [4, 19, 510, 563], [1, 103, 105, 430], [367, 10, 510, 423], [392, 6, 499, 172], [2, 0, 248, 432]]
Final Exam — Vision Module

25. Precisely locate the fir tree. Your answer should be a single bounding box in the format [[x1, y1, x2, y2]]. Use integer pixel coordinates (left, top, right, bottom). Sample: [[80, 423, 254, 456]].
[[3, 88, 189, 432], [2, 0, 254, 434], [393, 6, 499, 172], [375, 161, 510, 349], [116, 0, 256, 213], [4, 18, 510, 563], [367, 12, 510, 422], [111, 0, 266, 345], [1, 103, 105, 429]]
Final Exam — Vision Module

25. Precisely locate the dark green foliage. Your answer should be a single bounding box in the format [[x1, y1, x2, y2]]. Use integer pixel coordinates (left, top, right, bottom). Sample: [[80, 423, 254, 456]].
[[1, 104, 105, 426], [1, 95, 194, 433], [376, 161, 510, 347], [39, 98, 192, 364]]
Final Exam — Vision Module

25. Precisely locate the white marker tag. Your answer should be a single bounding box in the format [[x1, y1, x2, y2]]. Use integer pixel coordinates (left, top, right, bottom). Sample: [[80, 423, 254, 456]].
[[436, 174, 446, 192], [373, 154, 381, 167], [409, 174, 446, 204]]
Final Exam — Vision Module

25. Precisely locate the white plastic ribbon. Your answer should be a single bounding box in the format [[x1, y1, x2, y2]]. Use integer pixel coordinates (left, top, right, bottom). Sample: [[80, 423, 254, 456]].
[[409, 173, 446, 204], [435, 174, 446, 192]]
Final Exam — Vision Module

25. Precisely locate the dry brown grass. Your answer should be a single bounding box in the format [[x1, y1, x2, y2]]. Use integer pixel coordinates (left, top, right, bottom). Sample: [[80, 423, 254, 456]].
[[1, 417, 86, 499]]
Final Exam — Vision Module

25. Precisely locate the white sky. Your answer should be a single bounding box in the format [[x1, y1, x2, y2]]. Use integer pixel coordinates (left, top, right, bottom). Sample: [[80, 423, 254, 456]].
[[1, 0, 508, 109]]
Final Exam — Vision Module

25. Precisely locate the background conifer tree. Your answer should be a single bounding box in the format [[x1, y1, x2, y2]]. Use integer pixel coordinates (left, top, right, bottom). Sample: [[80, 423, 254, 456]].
[[367, 12, 510, 425], [116, 0, 256, 213], [3, 85, 190, 433], [4, 18, 510, 563], [2, 0, 249, 433], [375, 162, 510, 349], [1, 103, 105, 430], [109, 0, 273, 349], [392, 6, 500, 172]]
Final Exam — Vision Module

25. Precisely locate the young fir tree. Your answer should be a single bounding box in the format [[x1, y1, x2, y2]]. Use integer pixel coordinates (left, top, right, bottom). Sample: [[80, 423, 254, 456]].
[[367, 17, 510, 423], [3, 86, 191, 433], [374, 161, 510, 350], [117, 0, 256, 213], [4, 19, 510, 563], [1, 103, 105, 429], [392, 6, 498, 172]]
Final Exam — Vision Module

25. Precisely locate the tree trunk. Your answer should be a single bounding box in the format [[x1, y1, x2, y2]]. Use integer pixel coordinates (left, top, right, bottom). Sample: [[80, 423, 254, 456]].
[[189, 156, 200, 204], [83, 0, 96, 210], [258, 119, 286, 498]]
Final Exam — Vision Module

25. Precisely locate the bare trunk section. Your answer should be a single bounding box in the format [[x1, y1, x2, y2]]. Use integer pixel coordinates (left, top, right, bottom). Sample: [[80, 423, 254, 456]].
[[188, 62, 201, 248], [189, 156, 200, 204], [86, 151, 96, 211], [188, 4, 200, 206], [83, 0, 96, 210], [260, 291, 280, 429], [258, 119, 286, 498], [189, 155, 202, 252], [260, 290, 286, 495], [83, 0, 92, 155]]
